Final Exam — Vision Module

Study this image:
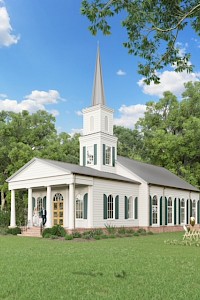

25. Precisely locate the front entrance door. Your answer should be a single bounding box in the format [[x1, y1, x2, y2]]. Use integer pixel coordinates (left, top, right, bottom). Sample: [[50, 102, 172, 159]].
[[53, 193, 64, 226]]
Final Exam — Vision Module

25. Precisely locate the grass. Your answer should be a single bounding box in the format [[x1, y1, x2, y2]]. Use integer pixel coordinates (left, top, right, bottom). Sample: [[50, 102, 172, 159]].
[[0, 232, 200, 300]]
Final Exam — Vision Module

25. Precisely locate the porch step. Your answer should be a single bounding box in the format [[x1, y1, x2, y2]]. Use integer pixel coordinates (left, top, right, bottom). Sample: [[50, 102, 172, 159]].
[[18, 226, 42, 238]]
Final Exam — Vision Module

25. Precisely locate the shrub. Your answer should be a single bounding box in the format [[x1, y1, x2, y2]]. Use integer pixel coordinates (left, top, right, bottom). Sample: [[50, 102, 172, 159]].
[[50, 235, 58, 239], [108, 234, 116, 239], [101, 234, 109, 239], [137, 228, 146, 234], [7, 227, 21, 235], [117, 227, 126, 235], [65, 234, 73, 240], [51, 225, 66, 237], [93, 229, 103, 236], [72, 231, 82, 238], [42, 228, 52, 238], [43, 233, 51, 238], [126, 229, 135, 234], [105, 224, 116, 234], [0, 211, 10, 227], [147, 231, 154, 235], [0, 227, 8, 235], [93, 235, 101, 240], [133, 232, 140, 237], [82, 233, 92, 240]]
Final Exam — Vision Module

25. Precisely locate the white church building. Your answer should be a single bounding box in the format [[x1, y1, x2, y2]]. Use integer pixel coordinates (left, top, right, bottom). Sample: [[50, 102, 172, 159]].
[[7, 48, 200, 233]]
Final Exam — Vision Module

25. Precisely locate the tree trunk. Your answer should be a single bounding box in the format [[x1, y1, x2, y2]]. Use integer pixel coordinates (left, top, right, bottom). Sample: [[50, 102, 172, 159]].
[[1, 189, 5, 210]]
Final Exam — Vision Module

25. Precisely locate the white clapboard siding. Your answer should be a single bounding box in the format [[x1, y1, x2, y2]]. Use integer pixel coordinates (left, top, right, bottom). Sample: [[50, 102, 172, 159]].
[[92, 178, 139, 228]]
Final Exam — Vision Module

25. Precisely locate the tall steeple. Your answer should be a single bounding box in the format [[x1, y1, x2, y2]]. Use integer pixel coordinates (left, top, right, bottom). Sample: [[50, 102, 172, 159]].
[[92, 46, 106, 106], [79, 46, 117, 173]]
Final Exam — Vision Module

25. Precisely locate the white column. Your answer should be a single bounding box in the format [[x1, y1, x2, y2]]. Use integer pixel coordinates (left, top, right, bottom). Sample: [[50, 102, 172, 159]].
[[28, 188, 33, 227], [68, 183, 75, 229], [88, 186, 93, 228], [46, 186, 52, 228], [10, 190, 16, 228]]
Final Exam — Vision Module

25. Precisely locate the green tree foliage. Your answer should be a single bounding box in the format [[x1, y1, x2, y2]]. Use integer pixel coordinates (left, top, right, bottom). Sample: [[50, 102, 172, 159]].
[[113, 125, 142, 160], [81, 0, 200, 83], [135, 82, 200, 187]]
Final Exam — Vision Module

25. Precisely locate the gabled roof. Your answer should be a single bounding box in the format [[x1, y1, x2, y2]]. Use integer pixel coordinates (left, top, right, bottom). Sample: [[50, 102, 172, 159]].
[[7, 157, 140, 185], [117, 156, 199, 192]]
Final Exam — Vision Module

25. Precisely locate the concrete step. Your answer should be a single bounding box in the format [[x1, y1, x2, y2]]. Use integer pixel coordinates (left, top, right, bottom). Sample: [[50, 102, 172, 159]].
[[18, 226, 42, 238]]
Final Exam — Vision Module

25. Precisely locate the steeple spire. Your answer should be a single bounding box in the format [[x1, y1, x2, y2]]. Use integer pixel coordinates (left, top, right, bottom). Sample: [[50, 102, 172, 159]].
[[92, 45, 106, 106]]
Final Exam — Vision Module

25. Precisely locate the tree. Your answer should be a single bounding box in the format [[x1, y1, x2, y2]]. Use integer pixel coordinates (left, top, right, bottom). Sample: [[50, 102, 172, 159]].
[[81, 0, 200, 83], [135, 83, 200, 187]]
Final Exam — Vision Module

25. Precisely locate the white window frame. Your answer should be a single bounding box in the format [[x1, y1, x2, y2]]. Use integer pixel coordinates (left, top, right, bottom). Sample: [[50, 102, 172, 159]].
[[152, 195, 158, 225], [180, 198, 185, 224], [107, 194, 114, 219], [76, 194, 84, 219], [105, 146, 111, 165], [87, 146, 94, 165], [168, 197, 173, 225], [192, 200, 196, 219]]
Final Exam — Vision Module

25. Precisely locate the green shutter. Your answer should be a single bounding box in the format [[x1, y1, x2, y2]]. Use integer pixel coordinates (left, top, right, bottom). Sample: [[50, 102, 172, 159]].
[[198, 201, 200, 224], [32, 197, 35, 211], [174, 198, 177, 225], [178, 198, 181, 224], [160, 197, 162, 225], [165, 197, 168, 225], [84, 193, 88, 219], [149, 196, 152, 226], [125, 196, 128, 219], [115, 195, 119, 219], [103, 194, 107, 219], [83, 146, 86, 166], [190, 199, 192, 217], [103, 144, 106, 165], [186, 200, 189, 224], [134, 197, 138, 219], [112, 147, 115, 167], [43, 196, 46, 210], [94, 144, 97, 165]]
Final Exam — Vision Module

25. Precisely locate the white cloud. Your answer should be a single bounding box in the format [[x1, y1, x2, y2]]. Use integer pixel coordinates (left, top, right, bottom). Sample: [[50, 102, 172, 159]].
[[48, 109, 59, 117], [0, 5, 20, 47], [138, 70, 200, 97], [116, 69, 126, 76], [70, 128, 83, 137], [114, 104, 146, 128], [0, 90, 62, 114], [0, 93, 7, 98], [25, 90, 60, 104], [75, 110, 83, 116]]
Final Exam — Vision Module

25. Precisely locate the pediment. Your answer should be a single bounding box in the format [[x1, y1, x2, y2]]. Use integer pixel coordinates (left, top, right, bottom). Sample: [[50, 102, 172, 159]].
[[8, 158, 69, 182]]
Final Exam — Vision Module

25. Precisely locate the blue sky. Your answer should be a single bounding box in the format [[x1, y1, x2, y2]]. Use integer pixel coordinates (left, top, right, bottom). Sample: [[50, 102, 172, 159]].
[[0, 0, 200, 134]]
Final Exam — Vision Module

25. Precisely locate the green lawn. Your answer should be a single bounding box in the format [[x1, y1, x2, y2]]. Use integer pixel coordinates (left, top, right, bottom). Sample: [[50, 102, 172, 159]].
[[0, 232, 200, 300]]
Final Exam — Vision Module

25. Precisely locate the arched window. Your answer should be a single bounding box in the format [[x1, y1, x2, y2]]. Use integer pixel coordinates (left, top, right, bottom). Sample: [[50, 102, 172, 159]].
[[90, 116, 94, 132], [192, 200, 196, 219], [53, 193, 64, 225], [152, 195, 158, 225], [108, 195, 114, 219], [168, 197, 172, 224], [105, 116, 108, 132], [180, 198, 185, 224]]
